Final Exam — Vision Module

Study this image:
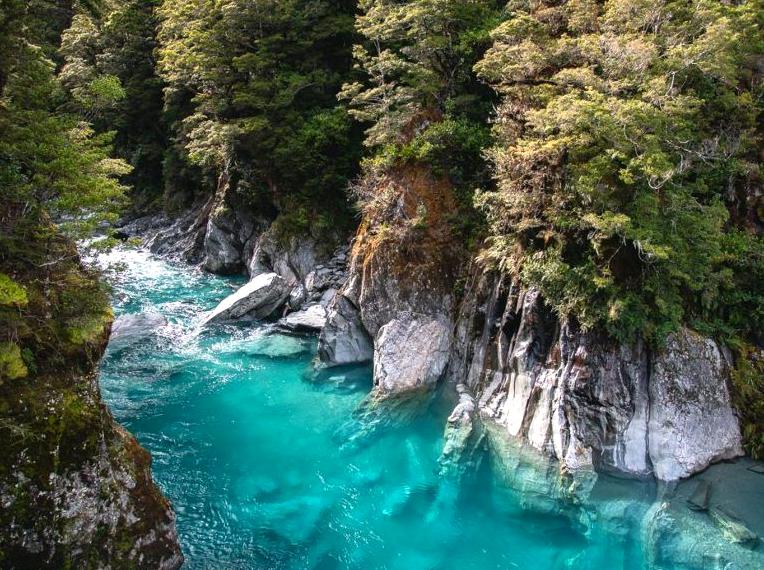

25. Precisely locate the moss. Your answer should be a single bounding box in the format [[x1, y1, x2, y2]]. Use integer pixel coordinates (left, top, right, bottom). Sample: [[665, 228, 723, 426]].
[[0, 207, 181, 567], [0, 342, 28, 380], [730, 344, 764, 460], [0, 273, 28, 307]]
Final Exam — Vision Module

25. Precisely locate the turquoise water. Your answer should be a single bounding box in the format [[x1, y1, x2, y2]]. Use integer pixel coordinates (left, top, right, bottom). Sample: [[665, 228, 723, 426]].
[[99, 249, 659, 569]]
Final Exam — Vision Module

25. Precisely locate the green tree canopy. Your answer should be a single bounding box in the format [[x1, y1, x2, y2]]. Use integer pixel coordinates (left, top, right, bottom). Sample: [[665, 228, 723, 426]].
[[476, 0, 764, 344]]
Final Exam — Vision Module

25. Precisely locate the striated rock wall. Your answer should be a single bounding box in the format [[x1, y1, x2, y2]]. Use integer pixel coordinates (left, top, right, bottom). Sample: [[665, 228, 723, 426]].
[[448, 267, 743, 481], [128, 164, 746, 483]]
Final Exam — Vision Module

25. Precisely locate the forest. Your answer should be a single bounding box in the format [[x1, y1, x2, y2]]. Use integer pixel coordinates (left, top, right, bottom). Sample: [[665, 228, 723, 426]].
[[1, 0, 764, 567]]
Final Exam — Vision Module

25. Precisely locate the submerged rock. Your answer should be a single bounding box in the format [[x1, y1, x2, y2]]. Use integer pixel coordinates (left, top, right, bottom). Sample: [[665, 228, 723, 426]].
[[201, 272, 290, 325], [109, 311, 168, 352], [710, 507, 760, 547], [686, 479, 710, 512], [243, 334, 309, 358], [643, 500, 764, 569], [439, 385, 484, 479]]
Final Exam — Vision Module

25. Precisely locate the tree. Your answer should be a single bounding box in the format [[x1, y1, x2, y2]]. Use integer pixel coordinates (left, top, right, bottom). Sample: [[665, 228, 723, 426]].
[[155, 0, 361, 235], [0, 0, 129, 377], [340, 0, 502, 147], [60, 0, 168, 204], [476, 0, 764, 344]]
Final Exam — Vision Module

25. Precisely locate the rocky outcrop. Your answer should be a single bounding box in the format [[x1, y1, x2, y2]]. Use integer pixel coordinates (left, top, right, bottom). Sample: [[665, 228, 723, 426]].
[[448, 267, 744, 481], [438, 385, 484, 479], [317, 295, 374, 365], [318, 166, 461, 395], [201, 272, 290, 325], [249, 231, 322, 285], [250, 231, 349, 311], [201, 162, 268, 274], [0, 222, 183, 567], [122, 199, 211, 265]]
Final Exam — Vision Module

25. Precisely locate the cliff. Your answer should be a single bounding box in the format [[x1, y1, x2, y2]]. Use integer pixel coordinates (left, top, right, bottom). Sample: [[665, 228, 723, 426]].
[[144, 159, 748, 484], [0, 210, 182, 568]]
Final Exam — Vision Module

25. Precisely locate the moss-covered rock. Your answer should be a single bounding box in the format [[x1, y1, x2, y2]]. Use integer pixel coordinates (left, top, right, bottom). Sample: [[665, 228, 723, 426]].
[[0, 207, 182, 569]]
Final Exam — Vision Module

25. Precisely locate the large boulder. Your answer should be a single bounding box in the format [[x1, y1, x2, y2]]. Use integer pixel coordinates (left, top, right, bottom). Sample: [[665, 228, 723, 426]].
[[648, 329, 743, 480], [373, 315, 451, 394], [201, 273, 290, 325]]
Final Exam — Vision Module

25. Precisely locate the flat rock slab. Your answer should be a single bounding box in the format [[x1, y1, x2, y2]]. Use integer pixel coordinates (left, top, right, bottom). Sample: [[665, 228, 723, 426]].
[[201, 272, 290, 326], [276, 304, 327, 333]]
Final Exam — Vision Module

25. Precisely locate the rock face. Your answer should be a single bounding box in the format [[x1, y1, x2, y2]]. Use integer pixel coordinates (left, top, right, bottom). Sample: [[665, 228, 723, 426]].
[[318, 166, 461, 397], [648, 330, 743, 480], [373, 316, 451, 394], [127, 161, 746, 484], [200, 163, 267, 274], [448, 268, 744, 481], [202, 272, 290, 325], [317, 295, 374, 365], [123, 201, 210, 265]]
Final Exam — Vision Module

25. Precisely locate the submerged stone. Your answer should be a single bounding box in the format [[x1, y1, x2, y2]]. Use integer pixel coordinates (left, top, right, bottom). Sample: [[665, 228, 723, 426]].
[[686, 479, 710, 512], [109, 311, 168, 352], [243, 334, 309, 358], [710, 507, 760, 548]]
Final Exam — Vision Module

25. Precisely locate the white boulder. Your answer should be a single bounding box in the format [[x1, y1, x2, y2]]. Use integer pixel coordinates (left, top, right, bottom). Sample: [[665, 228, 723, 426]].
[[373, 316, 451, 394], [648, 328, 743, 480], [201, 272, 290, 325]]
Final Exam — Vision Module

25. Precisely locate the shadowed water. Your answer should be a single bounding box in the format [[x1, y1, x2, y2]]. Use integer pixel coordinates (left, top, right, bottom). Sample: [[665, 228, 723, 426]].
[[98, 249, 663, 569]]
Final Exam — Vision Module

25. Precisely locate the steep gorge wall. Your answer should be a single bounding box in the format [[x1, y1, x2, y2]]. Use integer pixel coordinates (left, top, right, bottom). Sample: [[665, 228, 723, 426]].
[[311, 166, 745, 482], [137, 162, 746, 484], [448, 268, 743, 481]]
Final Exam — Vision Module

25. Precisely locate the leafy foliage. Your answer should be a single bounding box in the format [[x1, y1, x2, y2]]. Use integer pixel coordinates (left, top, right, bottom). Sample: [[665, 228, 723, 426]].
[[341, 0, 502, 147], [342, 0, 502, 246], [476, 0, 764, 345], [0, 0, 125, 382], [731, 345, 764, 459], [60, 0, 168, 204], [155, 0, 362, 235]]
